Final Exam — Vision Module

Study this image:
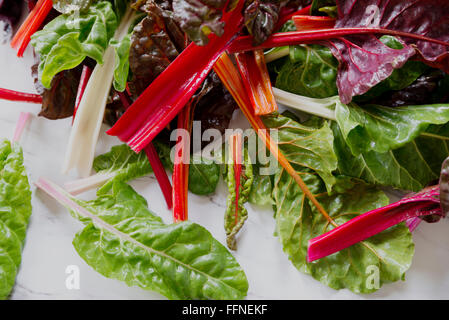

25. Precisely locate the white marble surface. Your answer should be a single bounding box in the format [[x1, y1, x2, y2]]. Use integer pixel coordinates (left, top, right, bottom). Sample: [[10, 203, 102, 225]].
[[1, 42, 449, 300]]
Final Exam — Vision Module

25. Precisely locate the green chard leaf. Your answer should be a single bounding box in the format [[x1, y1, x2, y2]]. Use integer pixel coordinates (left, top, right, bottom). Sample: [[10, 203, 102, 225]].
[[224, 148, 253, 250], [46, 180, 248, 300], [274, 44, 339, 99], [111, 11, 144, 92], [273, 167, 414, 293], [110, 33, 131, 92], [93, 143, 220, 196], [0, 141, 32, 299], [248, 173, 273, 206], [262, 113, 338, 192], [332, 122, 449, 191], [189, 156, 221, 196], [335, 101, 449, 155], [31, 1, 118, 88], [93, 142, 171, 194]]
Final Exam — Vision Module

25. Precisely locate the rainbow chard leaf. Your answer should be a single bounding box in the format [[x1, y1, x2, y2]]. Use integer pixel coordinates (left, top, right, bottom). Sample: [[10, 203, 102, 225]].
[[273, 169, 414, 293], [335, 101, 449, 155], [30, 1, 118, 88], [244, 0, 281, 46], [333, 122, 449, 192], [330, 0, 449, 103], [37, 179, 249, 300], [263, 113, 338, 192], [0, 141, 32, 299]]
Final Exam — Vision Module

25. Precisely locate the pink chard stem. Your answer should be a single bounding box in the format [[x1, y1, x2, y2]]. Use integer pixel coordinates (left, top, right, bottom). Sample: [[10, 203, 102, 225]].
[[308, 185, 443, 262], [13, 112, 31, 143]]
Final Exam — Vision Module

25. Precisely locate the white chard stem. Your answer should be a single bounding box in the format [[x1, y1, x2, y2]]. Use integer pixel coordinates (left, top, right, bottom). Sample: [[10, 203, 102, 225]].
[[62, 8, 135, 177], [273, 87, 338, 121], [64, 172, 116, 195]]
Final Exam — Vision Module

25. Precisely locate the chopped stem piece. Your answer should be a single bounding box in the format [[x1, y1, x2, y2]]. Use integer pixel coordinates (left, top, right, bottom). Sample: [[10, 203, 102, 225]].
[[13, 112, 31, 143], [293, 15, 336, 31], [235, 50, 278, 115], [11, 0, 53, 57], [172, 103, 193, 223], [0, 88, 42, 104], [214, 53, 335, 226]]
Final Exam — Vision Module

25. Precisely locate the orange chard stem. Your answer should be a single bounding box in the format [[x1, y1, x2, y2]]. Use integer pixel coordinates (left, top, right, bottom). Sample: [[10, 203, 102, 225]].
[[293, 15, 336, 31], [235, 50, 278, 116], [172, 103, 193, 222], [11, 0, 53, 57], [214, 53, 336, 227]]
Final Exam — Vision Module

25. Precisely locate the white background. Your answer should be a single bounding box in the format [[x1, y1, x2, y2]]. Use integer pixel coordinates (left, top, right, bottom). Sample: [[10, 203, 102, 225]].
[[1, 41, 449, 300]]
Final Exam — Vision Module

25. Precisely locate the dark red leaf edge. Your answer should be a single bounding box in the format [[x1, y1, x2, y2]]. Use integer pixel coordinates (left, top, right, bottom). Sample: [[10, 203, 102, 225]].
[[330, 0, 449, 103]]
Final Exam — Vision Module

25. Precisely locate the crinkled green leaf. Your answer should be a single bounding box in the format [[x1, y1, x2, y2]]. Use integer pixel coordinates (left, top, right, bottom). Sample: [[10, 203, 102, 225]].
[[335, 101, 449, 155], [273, 167, 414, 293], [93, 142, 171, 194], [333, 122, 449, 191], [69, 181, 248, 299], [224, 148, 253, 250], [275, 44, 339, 98], [94, 143, 221, 195], [31, 1, 118, 88], [189, 156, 220, 196], [263, 113, 338, 192], [110, 33, 131, 92], [0, 141, 32, 299], [248, 173, 273, 206]]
